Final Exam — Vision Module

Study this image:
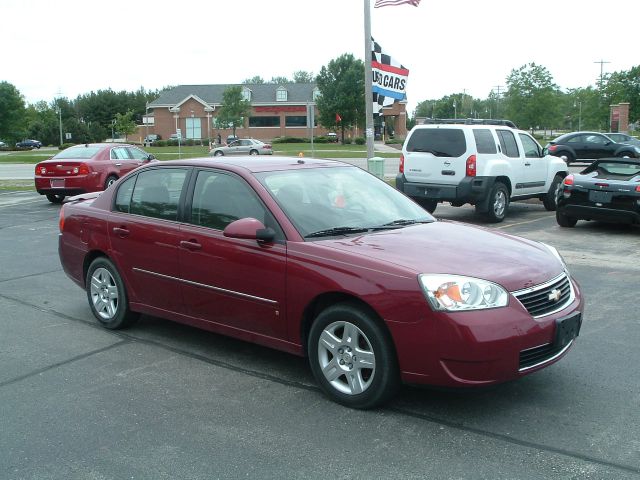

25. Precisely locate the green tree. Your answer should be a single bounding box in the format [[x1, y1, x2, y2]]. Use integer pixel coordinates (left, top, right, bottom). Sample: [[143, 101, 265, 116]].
[[504, 63, 563, 130], [603, 66, 640, 126], [0, 81, 26, 142], [216, 86, 251, 137], [243, 76, 265, 84], [114, 110, 137, 140], [293, 70, 314, 83], [315, 53, 364, 142], [269, 76, 290, 85]]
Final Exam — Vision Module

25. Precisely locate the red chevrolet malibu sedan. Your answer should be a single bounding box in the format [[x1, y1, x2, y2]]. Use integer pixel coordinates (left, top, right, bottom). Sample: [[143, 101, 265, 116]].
[[35, 143, 155, 203], [58, 157, 584, 408]]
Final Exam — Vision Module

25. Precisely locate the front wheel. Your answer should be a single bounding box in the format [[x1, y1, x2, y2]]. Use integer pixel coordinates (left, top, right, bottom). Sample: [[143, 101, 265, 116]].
[[560, 152, 574, 165], [308, 303, 399, 409], [86, 257, 139, 329], [483, 182, 509, 223], [46, 193, 64, 204], [543, 175, 563, 211], [214, 151, 224, 157], [249, 149, 259, 156]]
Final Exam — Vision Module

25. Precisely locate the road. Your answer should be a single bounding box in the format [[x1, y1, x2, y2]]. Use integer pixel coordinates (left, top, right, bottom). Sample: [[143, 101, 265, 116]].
[[0, 191, 638, 479]]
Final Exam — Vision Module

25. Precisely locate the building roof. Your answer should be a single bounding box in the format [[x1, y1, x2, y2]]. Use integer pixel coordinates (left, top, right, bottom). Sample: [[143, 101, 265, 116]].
[[149, 83, 318, 108]]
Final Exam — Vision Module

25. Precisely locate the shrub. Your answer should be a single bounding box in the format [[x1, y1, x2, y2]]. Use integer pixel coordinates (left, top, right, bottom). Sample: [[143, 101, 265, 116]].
[[59, 143, 75, 150], [154, 140, 167, 147], [314, 136, 329, 143], [272, 136, 309, 144], [354, 137, 365, 145]]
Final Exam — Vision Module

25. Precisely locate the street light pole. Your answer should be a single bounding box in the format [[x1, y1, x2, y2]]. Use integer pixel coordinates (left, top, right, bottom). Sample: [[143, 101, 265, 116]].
[[58, 103, 63, 146]]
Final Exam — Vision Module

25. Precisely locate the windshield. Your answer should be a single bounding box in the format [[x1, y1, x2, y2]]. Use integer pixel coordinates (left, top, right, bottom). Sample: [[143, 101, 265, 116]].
[[256, 166, 434, 238], [53, 146, 102, 159]]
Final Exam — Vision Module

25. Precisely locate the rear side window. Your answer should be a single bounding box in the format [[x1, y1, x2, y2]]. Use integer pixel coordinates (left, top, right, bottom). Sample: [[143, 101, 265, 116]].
[[496, 130, 520, 158], [472, 129, 497, 154], [406, 128, 466, 157], [129, 168, 189, 221]]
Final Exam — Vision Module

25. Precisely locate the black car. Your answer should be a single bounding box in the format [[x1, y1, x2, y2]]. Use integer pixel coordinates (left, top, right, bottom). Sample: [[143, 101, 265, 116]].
[[544, 132, 639, 165], [16, 139, 42, 149], [556, 157, 640, 227]]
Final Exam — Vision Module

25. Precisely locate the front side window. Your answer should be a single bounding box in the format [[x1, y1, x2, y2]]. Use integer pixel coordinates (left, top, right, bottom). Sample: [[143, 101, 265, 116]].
[[190, 170, 277, 233], [127, 147, 150, 161], [518, 133, 541, 158], [496, 130, 520, 158], [585, 134, 607, 145], [128, 168, 188, 221]]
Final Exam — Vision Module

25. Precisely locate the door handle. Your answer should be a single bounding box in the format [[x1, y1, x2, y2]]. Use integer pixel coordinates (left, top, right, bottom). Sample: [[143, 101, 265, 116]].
[[524, 162, 531, 166], [180, 240, 202, 251], [112, 227, 129, 237], [115, 163, 122, 166]]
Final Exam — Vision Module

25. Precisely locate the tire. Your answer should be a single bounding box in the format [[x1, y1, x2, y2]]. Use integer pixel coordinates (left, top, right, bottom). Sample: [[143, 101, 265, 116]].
[[249, 149, 259, 156], [556, 210, 578, 228], [543, 174, 563, 211], [616, 151, 635, 158], [46, 193, 65, 204], [308, 303, 400, 409], [484, 182, 509, 223], [214, 151, 224, 157], [415, 198, 437, 214], [559, 152, 574, 165], [86, 257, 139, 329], [104, 175, 118, 189]]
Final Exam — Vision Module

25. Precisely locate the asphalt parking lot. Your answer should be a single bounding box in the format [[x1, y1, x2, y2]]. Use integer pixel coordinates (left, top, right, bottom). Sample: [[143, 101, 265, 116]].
[[1, 190, 639, 479]]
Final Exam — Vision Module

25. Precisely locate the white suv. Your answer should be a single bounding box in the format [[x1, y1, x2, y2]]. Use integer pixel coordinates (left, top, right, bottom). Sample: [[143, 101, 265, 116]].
[[396, 120, 569, 222]]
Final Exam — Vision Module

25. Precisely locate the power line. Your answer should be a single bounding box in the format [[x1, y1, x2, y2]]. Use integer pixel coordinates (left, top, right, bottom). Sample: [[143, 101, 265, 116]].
[[593, 60, 610, 88]]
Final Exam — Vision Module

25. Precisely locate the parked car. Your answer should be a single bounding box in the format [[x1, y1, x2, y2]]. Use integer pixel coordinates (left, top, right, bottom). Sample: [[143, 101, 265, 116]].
[[209, 138, 273, 156], [34, 143, 155, 203], [397, 119, 568, 222], [327, 132, 339, 143], [16, 139, 42, 149], [226, 135, 239, 144], [58, 156, 583, 409], [0, 140, 8, 149], [544, 132, 639, 164], [605, 132, 640, 148], [143, 134, 160, 146], [556, 157, 640, 227]]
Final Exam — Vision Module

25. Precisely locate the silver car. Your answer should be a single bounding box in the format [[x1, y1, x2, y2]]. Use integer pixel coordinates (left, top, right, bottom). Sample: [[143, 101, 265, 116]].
[[209, 138, 273, 156]]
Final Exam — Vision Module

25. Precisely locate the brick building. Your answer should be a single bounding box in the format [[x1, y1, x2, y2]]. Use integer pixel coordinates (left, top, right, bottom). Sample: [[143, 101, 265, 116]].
[[143, 83, 407, 143]]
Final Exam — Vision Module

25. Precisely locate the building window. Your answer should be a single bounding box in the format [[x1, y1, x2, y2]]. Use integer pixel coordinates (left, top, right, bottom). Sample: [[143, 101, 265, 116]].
[[242, 88, 252, 102], [313, 88, 321, 101], [276, 88, 288, 102], [249, 116, 280, 127], [285, 116, 307, 127], [186, 117, 202, 139]]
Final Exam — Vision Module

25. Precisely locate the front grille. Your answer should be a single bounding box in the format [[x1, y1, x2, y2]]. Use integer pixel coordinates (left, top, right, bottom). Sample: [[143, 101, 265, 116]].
[[519, 341, 570, 371], [512, 273, 573, 318]]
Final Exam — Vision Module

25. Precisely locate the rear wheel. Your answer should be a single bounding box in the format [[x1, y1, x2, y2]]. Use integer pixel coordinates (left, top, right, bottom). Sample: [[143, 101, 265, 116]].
[[104, 175, 118, 189], [484, 182, 509, 223], [214, 151, 224, 157], [46, 193, 64, 204], [556, 210, 578, 228], [543, 174, 563, 211], [308, 303, 399, 409], [86, 257, 139, 329], [415, 198, 437, 213]]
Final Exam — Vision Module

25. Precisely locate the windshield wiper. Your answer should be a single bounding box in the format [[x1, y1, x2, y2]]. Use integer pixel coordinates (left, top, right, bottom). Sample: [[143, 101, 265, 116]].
[[305, 226, 371, 238], [410, 148, 449, 156], [382, 219, 432, 227]]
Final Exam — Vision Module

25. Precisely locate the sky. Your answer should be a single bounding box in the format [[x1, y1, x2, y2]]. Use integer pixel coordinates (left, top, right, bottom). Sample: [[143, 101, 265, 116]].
[[2, 0, 638, 116]]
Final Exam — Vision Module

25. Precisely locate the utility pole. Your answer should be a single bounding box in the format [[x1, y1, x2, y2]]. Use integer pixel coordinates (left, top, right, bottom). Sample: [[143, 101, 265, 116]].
[[593, 59, 610, 89], [56, 89, 64, 146], [363, 0, 375, 161], [493, 85, 504, 118]]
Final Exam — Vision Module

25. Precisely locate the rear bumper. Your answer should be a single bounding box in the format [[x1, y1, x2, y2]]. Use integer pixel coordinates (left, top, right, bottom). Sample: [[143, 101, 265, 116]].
[[35, 175, 95, 197], [396, 174, 494, 205], [559, 204, 640, 224]]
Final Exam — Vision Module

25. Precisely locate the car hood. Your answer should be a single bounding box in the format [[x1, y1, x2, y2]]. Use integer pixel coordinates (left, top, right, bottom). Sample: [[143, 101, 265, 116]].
[[315, 221, 564, 292]]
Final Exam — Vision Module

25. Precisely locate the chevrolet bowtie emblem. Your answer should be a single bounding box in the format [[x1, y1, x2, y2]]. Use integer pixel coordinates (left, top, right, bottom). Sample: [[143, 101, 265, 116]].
[[548, 289, 562, 302]]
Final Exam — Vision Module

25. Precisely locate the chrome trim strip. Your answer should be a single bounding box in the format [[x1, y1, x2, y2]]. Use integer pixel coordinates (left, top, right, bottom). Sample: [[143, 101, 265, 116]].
[[132, 267, 278, 306], [518, 340, 573, 372], [511, 272, 575, 319]]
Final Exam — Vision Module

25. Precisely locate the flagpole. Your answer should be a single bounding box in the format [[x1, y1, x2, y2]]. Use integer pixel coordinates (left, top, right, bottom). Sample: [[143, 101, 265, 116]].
[[364, 0, 375, 161]]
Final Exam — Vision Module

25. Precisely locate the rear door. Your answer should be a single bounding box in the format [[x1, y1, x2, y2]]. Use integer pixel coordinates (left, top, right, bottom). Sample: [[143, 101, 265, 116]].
[[403, 127, 469, 185]]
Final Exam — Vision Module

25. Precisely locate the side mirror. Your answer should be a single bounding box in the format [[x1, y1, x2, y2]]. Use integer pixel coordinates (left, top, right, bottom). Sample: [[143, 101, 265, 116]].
[[223, 218, 275, 243]]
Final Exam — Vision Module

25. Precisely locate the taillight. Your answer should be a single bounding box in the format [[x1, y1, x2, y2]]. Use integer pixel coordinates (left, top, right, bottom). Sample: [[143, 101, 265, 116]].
[[263, 144, 272, 149], [466, 154, 477, 177], [74, 163, 90, 175], [635, 184, 640, 193], [399, 154, 405, 173], [563, 174, 574, 186], [549, 145, 558, 152], [36, 165, 46, 175], [59, 204, 66, 232]]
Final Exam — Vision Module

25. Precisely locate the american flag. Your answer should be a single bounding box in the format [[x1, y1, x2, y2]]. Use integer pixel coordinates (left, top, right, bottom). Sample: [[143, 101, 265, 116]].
[[374, 0, 421, 8]]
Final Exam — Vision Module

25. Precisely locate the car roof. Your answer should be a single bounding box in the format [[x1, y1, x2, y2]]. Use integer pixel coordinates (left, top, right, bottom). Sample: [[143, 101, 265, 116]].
[[156, 156, 351, 173]]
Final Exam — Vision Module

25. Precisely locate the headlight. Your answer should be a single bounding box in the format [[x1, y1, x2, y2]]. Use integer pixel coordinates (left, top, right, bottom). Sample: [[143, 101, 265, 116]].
[[634, 146, 640, 154], [418, 274, 508, 312], [541, 243, 567, 269]]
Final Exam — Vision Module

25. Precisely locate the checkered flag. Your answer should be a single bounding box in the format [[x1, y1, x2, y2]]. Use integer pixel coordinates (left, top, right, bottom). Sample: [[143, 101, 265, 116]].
[[371, 37, 409, 117]]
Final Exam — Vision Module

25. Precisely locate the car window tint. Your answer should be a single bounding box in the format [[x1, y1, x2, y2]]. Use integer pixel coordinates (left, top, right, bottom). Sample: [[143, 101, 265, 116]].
[[406, 129, 466, 157], [496, 130, 520, 158], [191, 171, 275, 232], [472, 129, 497, 154], [567, 135, 583, 143], [53, 146, 102, 159], [586, 134, 606, 144], [129, 168, 188, 221], [127, 147, 149, 160], [111, 147, 128, 160], [114, 175, 137, 213], [518, 133, 541, 158]]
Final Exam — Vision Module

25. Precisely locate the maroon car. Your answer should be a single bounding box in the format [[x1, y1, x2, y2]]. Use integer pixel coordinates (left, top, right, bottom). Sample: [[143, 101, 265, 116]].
[[35, 143, 155, 203], [58, 157, 584, 408]]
